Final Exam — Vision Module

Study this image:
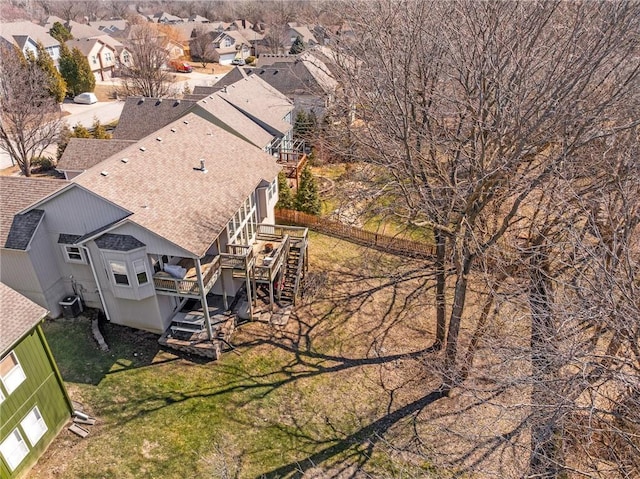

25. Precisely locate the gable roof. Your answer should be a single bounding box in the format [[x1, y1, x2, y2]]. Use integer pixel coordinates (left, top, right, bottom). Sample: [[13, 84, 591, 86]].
[[66, 37, 113, 57], [212, 68, 293, 135], [57, 138, 136, 172], [251, 55, 337, 97], [73, 113, 281, 256], [288, 25, 318, 45], [193, 94, 274, 149], [90, 19, 128, 34], [0, 21, 59, 49], [0, 283, 47, 354], [113, 97, 198, 141], [0, 177, 68, 250]]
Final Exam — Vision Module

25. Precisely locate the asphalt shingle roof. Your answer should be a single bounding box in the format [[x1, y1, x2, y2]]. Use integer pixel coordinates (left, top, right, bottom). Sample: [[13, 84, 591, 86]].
[[0, 177, 68, 249], [0, 282, 47, 354], [5, 210, 44, 250], [57, 138, 136, 172], [0, 21, 59, 49], [113, 97, 198, 141], [74, 113, 281, 257], [95, 233, 145, 251]]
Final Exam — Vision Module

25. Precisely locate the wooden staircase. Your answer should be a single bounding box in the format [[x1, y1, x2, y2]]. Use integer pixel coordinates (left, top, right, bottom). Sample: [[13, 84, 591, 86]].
[[279, 238, 306, 305]]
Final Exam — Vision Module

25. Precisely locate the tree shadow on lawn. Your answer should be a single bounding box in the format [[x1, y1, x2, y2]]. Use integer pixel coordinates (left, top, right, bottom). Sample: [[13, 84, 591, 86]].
[[44, 316, 186, 385]]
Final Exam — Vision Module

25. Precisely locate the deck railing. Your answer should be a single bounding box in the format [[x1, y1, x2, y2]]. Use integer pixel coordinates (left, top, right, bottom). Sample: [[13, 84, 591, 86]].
[[153, 255, 221, 297], [254, 235, 290, 282], [220, 244, 253, 269]]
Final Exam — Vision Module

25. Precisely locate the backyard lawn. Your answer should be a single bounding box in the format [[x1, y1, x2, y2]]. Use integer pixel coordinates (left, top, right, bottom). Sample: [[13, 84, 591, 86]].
[[29, 233, 446, 479]]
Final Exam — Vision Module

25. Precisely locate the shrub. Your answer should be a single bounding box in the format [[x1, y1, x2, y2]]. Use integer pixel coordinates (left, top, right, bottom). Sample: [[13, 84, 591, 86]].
[[32, 156, 55, 171], [245, 56, 256, 65]]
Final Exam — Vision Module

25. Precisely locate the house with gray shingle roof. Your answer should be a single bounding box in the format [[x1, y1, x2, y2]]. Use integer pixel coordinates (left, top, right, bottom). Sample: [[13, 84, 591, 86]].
[[0, 113, 308, 342], [66, 37, 118, 81], [0, 21, 61, 66], [114, 72, 294, 152], [0, 283, 73, 479]]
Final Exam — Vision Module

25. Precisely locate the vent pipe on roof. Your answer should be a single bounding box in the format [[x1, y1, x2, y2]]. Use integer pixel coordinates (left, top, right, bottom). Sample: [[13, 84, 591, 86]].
[[200, 159, 207, 173]]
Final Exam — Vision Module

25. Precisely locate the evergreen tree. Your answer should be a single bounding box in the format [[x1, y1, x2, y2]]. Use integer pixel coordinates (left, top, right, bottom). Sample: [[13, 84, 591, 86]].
[[59, 44, 95, 96], [294, 165, 321, 215], [49, 22, 73, 43], [275, 171, 294, 209], [33, 41, 66, 102], [289, 36, 305, 54], [72, 123, 91, 138], [91, 119, 111, 139], [294, 110, 318, 141]]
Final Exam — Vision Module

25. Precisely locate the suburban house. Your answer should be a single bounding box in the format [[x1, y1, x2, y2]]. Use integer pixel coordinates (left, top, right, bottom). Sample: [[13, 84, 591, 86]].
[[43, 16, 104, 40], [0, 283, 73, 478], [0, 21, 61, 67], [66, 37, 118, 81], [0, 114, 308, 350], [225, 52, 338, 117], [210, 30, 251, 64], [284, 24, 319, 50], [113, 72, 295, 155]]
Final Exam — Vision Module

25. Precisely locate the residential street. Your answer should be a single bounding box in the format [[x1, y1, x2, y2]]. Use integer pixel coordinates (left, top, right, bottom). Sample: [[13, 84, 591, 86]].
[[0, 70, 224, 171]]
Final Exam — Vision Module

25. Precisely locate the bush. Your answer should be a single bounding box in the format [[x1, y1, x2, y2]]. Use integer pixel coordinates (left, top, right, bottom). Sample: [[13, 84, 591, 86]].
[[245, 56, 256, 65], [32, 156, 55, 172]]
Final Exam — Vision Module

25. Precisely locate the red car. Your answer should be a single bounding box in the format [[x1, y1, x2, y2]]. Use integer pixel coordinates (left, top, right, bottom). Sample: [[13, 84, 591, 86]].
[[169, 60, 193, 73]]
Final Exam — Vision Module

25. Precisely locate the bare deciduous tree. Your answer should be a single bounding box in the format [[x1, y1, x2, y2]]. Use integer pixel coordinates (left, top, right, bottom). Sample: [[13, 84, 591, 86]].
[[118, 23, 174, 98], [0, 45, 63, 176], [324, 0, 640, 476]]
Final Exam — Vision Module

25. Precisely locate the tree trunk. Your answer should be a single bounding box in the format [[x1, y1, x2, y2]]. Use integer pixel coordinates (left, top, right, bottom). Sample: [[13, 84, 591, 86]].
[[444, 251, 474, 384], [433, 228, 447, 350], [528, 249, 564, 479]]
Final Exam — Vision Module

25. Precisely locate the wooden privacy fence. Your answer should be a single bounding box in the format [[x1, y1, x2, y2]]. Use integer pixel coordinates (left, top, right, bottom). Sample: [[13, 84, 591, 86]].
[[275, 209, 436, 260]]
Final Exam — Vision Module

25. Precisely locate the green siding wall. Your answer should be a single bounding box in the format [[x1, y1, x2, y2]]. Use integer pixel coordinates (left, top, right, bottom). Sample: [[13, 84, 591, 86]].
[[0, 327, 71, 479]]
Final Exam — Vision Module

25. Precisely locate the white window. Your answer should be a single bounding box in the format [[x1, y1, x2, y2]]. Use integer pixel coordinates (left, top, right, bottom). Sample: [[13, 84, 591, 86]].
[[123, 51, 130, 63], [133, 259, 149, 286], [0, 429, 29, 472], [224, 37, 232, 47], [92, 55, 97, 64], [105, 52, 112, 62], [0, 352, 26, 395], [109, 260, 130, 286], [20, 407, 48, 446], [62, 245, 87, 264]]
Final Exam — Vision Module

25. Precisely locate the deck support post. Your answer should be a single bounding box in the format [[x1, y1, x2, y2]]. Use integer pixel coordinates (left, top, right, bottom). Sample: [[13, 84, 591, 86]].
[[195, 258, 214, 339], [220, 271, 228, 310], [245, 270, 253, 320]]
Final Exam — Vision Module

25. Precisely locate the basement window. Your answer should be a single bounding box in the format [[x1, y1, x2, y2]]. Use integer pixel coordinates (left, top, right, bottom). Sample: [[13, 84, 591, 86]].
[[0, 352, 26, 395]]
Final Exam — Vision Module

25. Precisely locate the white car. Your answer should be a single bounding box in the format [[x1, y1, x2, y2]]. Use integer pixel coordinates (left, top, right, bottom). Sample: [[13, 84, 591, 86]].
[[73, 92, 98, 104]]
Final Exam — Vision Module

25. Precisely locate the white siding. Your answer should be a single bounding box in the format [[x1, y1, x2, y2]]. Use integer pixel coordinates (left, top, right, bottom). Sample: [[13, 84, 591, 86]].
[[38, 186, 128, 237], [110, 223, 195, 257]]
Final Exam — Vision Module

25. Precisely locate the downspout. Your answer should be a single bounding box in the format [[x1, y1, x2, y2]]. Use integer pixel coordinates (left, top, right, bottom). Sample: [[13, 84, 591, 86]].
[[81, 245, 110, 322], [195, 258, 214, 339]]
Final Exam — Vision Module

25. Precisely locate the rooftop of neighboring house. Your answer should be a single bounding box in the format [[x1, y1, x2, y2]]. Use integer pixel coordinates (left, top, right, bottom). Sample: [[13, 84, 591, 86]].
[[42, 16, 104, 40], [90, 19, 128, 34], [0, 282, 48, 354], [195, 93, 274, 149], [66, 37, 111, 56], [213, 30, 252, 54], [113, 97, 199, 141], [72, 113, 281, 257], [210, 68, 293, 135], [288, 25, 318, 45], [89, 34, 125, 53], [0, 176, 68, 250], [0, 20, 59, 49], [57, 138, 136, 172], [252, 52, 337, 95]]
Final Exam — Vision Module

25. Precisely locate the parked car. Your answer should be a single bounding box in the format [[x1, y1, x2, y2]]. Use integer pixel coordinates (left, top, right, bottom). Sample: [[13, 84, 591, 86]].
[[231, 58, 246, 66], [73, 92, 98, 104], [169, 60, 193, 73]]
